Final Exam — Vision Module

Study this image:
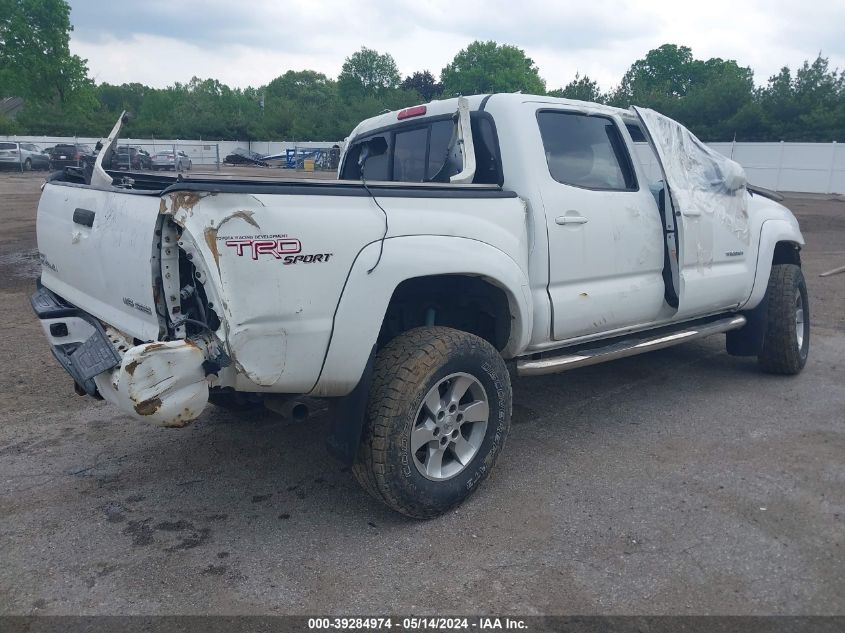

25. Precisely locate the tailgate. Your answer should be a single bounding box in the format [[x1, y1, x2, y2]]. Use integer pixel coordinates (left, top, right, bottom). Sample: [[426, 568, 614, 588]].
[[37, 183, 162, 341]]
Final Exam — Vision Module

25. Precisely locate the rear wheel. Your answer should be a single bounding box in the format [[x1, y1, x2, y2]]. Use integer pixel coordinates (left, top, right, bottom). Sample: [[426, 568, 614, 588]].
[[23, 158, 32, 171], [353, 326, 512, 519], [758, 264, 809, 374]]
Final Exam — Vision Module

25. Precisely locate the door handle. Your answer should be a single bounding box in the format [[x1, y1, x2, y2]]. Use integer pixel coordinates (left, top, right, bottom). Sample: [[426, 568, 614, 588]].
[[555, 215, 588, 225], [72, 208, 95, 227]]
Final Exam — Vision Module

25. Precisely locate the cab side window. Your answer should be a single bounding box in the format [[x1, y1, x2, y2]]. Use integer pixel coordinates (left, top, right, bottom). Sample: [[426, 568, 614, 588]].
[[426, 120, 456, 180], [393, 127, 428, 182], [341, 133, 392, 180], [538, 111, 637, 191]]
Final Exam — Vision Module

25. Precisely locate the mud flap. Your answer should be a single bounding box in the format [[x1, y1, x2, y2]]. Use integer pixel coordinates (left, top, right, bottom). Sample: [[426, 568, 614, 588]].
[[325, 345, 376, 465], [727, 294, 769, 356]]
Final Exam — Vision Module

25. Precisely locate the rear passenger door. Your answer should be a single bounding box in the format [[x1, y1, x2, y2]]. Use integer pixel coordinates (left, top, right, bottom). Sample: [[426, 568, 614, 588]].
[[537, 108, 669, 340]]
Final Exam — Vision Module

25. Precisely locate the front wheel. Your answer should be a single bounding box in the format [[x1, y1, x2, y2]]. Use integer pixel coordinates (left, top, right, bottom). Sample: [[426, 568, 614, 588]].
[[353, 326, 512, 519], [758, 263, 810, 374]]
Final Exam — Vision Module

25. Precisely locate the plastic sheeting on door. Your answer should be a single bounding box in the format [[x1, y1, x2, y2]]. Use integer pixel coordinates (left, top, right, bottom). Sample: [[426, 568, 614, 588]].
[[633, 107, 750, 244]]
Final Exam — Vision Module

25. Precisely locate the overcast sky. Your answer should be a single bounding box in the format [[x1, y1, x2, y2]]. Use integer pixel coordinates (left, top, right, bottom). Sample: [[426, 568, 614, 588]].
[[67, 0, 845, 92]]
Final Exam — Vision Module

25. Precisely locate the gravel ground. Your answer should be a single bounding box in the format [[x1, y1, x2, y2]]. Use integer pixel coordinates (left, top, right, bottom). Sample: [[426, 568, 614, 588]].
[[0, 171, 842, 615]]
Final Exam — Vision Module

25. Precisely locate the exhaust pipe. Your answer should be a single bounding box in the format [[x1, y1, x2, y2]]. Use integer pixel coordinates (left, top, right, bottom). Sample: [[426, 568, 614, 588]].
[[265, 396, 310, 422]]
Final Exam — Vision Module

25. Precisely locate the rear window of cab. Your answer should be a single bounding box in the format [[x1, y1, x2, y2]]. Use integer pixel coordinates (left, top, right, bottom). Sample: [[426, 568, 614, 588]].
[[341, 113, 503, 185]]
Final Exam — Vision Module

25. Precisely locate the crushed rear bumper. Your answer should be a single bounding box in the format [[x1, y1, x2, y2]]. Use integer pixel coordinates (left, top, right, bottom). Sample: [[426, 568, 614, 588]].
[[31, 285, 209, 427]]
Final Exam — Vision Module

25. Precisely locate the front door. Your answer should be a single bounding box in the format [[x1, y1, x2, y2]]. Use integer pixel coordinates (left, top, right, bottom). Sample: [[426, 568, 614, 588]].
[[537, 108, 669, 340], [633, 107, 753, 318]]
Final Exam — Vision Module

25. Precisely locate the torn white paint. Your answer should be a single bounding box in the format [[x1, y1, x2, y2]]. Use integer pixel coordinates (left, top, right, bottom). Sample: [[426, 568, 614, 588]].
[[634, 107, 750, 245], [95, 340, 208, 428]]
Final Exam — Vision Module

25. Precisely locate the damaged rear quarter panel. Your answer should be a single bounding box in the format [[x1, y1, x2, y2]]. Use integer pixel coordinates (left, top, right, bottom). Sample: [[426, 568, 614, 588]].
[[162, 190, 386, 392]]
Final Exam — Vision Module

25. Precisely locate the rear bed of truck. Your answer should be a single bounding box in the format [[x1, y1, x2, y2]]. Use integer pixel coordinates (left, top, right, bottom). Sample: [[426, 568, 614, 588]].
[[32, 168, 520, 426]]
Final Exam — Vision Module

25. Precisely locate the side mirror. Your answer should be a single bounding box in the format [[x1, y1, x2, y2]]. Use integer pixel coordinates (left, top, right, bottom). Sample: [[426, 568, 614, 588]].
[[721, 159, 747, 192]]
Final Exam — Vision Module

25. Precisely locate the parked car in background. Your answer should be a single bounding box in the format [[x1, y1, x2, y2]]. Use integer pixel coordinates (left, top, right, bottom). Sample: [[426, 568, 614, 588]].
[[48, 143, 94, 169], [0, 142, 51, 171], [137, 148, 152, 169], [115, 146, 152, 170], [151, 150, 191, 171]]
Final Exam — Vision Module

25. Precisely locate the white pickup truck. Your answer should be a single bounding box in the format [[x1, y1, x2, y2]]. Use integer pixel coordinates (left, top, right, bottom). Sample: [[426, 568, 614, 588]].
[[31, 94, 809, 518]]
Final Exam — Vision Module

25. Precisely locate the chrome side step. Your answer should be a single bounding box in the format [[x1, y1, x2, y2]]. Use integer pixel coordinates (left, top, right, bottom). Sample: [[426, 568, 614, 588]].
[[516, 315, 746, 377]]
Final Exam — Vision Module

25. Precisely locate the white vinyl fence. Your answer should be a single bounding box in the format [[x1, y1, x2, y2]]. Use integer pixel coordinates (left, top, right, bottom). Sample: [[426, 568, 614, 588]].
[[635, 142, 845, 193], [631, 141, 843, 195], [709, 141, 844, 194], [3, 133, 844, 193]]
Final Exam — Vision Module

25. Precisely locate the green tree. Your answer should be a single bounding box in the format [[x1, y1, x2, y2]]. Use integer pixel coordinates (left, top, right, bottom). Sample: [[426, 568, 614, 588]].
[[607, 44, 759, 141], [666, 58, 756, 140], [338, 47, 400, 98], [264, 70, 340, 140], [610, 44, 695, 108], [400, 71, 443, 101], [548, 73, 604, 103], [0, 0, 98, 135], [440, 41, 545, 97], [0, 0, 91, 104], [758, 55, 845, 141]]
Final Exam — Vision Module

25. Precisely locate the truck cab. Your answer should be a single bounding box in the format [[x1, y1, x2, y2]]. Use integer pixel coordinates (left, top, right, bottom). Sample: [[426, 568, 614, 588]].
[[337, 94, 800, 352]]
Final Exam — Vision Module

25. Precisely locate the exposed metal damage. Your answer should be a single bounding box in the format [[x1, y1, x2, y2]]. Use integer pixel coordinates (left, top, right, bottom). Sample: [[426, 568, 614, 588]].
[[125, 189, 272, 425], [93, 339, 207, 427]]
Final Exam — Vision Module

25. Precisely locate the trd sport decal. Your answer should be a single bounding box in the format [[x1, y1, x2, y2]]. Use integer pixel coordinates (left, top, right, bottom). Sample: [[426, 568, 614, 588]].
[[222, 236, 333, 265]]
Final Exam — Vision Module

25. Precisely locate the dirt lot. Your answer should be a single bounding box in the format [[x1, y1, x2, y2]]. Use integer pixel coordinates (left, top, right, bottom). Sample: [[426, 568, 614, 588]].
[[0, 170, 842, 615]]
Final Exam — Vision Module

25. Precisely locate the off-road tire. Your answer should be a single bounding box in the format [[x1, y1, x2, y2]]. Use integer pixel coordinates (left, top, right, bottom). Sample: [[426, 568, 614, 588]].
[[353, 326, 512, 519], [758, 264, 809, 374]]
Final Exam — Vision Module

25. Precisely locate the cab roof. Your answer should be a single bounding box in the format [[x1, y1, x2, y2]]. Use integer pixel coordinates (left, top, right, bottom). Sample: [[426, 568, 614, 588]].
[[348, 93, 635, 141]]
